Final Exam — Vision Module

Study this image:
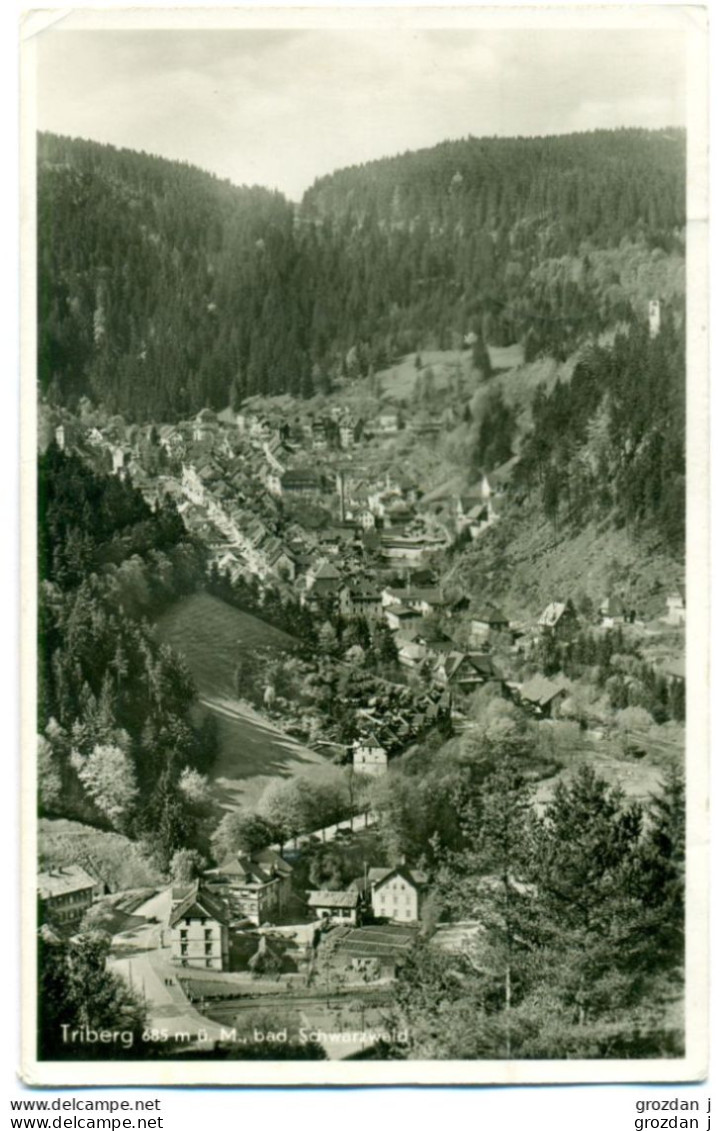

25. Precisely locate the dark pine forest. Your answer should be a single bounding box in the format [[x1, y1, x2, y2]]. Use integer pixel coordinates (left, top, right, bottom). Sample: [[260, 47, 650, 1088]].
[[38, 128, 685, 417]]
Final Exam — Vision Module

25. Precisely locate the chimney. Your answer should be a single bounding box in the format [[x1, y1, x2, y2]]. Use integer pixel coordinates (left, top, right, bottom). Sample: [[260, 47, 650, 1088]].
[[337, 470, 346, 524]]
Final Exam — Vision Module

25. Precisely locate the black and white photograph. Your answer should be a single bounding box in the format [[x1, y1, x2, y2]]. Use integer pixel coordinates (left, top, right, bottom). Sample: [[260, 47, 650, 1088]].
[[21, 5, 708, 1087]]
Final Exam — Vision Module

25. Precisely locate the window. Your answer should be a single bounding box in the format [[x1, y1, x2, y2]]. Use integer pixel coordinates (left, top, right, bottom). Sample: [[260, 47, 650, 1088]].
[[206, 959, 213, 968], [180, 944, 188, 955], [204, 928, 212, 940], [205, 943, 213, 955], [180, 929, 188, 939]]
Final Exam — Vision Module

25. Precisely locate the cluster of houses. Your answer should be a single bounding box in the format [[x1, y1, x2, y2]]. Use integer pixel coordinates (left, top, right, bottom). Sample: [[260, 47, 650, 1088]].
[[349, 686, 454, 776], [164, 847, 430, 978], [301, 562, 467, 624], [36, 847, 430, 983], [49, 405, 505, 606]]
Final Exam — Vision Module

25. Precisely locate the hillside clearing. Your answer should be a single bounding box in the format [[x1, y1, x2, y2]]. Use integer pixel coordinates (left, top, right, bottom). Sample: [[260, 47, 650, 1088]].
[[155, 592, 297, 699], [445, 505, 684, 623]]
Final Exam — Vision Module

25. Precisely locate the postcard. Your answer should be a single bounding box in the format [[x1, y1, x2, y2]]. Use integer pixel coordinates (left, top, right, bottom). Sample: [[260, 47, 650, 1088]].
[[20, 4, 708, 1086]]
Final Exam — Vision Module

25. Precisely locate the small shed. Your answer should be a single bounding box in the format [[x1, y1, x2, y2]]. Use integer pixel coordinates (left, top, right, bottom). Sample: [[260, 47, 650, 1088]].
[[307, 889, 362, 926]]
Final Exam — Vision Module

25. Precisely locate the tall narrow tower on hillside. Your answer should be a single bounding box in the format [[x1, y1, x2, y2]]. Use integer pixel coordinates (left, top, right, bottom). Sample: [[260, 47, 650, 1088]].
[[648, 299, 661, 339]]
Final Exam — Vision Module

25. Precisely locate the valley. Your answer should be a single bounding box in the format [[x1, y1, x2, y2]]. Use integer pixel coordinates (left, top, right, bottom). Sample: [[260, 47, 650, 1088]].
[[36, 125, 687, 1063]]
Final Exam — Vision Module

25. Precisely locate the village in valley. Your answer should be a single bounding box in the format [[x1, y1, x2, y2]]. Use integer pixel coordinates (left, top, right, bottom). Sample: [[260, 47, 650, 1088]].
[[32, 80, 691, 1062], [38, 324, 686, 1060]]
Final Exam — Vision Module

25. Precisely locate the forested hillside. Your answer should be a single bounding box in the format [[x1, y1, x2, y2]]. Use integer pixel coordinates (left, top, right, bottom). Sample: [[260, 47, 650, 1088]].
[[38, 447, 216, 868], [38, 128, 685, 418], [38, 133, 312, 418], [514, 316, 685, 549]]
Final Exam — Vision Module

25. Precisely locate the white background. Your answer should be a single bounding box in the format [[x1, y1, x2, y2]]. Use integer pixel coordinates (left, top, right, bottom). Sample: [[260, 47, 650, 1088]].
[[2, 0, 716, 1125]]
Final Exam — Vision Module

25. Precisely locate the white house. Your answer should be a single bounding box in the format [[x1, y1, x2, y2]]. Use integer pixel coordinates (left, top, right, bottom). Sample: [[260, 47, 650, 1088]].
[[352, 735, 388, 776], [168, 882, 229, 971], [307, 889, 361, 926], [369, 866, 428, 923]]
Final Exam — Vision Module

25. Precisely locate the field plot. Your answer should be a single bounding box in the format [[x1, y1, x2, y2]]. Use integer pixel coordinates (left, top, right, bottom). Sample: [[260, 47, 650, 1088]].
[[155, 593, 330, 810]]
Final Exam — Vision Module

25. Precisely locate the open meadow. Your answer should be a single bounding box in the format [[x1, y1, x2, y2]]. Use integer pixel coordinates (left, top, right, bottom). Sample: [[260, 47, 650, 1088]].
[[155, 593, 332, 811]]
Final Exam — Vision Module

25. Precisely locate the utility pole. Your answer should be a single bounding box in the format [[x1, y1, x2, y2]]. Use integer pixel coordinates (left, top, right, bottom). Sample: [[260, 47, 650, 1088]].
[[505, 962, 512, 1059]]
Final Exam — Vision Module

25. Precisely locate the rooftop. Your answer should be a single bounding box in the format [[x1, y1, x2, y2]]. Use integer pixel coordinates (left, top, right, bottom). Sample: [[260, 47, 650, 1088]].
[[38, 865, 99, 900], [307, 890, 360, 910], [538, 601, 575, 627], [519, 673, 573, 707]]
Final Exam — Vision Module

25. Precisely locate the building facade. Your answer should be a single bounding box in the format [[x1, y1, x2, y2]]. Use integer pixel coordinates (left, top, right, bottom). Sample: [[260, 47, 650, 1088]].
[[168, 883, 229, 971], [38, 866, 104, 930], [352, 739, 388, 776], [369, 867, 428, 923]]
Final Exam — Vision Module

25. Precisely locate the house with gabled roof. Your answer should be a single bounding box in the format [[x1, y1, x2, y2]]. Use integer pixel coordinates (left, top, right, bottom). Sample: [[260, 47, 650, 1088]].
[[538, 599, 578, 638], [469, 605, 510, 644], [168, 882, 229, 970], [434, 651, 502, 692], [383, 603, 423, 632], [397, 640, 429, 671], [38, 865, 104, 931], [339, 579, 383, 621], [203, 848, 293, 927], [599, 595, 627, 628], [305, 558, 343, 597], [215, 549, 247, 584], [352, 734, 388, 776]]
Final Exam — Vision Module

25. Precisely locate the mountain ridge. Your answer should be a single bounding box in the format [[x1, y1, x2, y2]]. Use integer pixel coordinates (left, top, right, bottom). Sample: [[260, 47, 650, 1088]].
[[38, 127, 685, 418]]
